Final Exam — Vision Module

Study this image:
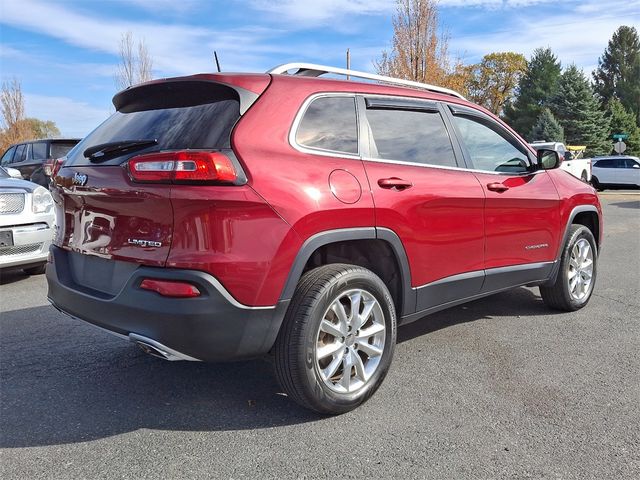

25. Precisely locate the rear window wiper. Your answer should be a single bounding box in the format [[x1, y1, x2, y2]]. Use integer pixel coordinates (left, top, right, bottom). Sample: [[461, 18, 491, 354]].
[[84, 139, 158, 162]]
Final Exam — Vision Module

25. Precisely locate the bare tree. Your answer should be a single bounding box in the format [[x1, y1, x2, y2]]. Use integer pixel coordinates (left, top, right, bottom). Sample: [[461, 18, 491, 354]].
[[0, 78, 33, 152], [137, 38, 153, 83], [375, 0, 468, 92], [115, 31, 153, 90]]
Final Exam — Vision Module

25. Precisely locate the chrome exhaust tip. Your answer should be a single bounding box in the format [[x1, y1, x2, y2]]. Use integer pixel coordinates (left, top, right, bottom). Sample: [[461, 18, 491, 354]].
[[135, 340, 170, 360], [128, 333, 201, 361]]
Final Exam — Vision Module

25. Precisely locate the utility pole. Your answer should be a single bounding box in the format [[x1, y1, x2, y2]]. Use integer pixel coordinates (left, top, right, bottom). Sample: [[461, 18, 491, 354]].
[[346, 48, 351, 79]]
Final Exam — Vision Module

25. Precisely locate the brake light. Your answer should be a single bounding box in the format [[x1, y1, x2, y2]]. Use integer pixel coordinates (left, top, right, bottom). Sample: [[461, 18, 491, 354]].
[[140, 279, 201, 298], [45, 157, 65, 177], [128, 151, 237, 184]]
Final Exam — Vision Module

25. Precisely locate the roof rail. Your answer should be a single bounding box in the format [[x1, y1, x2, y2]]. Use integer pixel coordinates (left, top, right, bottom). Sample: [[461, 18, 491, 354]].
[[267, 62, 466, 100]]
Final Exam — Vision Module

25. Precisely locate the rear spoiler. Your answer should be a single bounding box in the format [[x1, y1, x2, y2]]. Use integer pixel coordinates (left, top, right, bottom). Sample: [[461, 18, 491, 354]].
[[113, 77, 264, 115]]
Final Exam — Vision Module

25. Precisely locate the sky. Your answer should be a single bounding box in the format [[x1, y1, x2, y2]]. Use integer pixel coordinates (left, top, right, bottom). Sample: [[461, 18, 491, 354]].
[[1, 0, 639, 137]]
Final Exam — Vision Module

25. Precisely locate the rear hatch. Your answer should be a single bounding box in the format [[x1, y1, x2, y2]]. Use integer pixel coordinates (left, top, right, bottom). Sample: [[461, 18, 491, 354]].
[[52, 77, 261, 269]]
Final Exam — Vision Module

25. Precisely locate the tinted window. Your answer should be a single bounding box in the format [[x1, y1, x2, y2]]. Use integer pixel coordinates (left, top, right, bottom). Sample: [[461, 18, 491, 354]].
[[1, 146, 16, 165], [295, 96, 358, 154], [24, 143, 33, 161], [453, 115, 530, 173], [623, 158, 639, 168], [366, 108, 457, 167], [66, 83, 241, 167], [50, 142, 78, 159], [595, 159, 614, 168], [13, 144, 26, 163], [32, 142, 48, 160]]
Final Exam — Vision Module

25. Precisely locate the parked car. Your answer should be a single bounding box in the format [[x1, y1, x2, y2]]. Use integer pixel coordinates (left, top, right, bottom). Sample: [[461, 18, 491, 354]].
[[591, 156, 640, 190], [0, 166, 55, 275], [530, 141, 591, 182], [46, 63, 602, 414], [0, 138, 80, 186]]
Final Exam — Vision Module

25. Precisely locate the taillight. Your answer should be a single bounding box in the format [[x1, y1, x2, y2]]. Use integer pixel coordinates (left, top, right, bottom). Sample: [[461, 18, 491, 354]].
[[140, 279, 201, 298], [128, 151, 237, 184], [45, 157, 65, 177]]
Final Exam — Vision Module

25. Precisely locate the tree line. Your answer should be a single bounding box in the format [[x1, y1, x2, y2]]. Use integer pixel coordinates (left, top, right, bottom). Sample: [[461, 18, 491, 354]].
[[377, 0, 640, 156]]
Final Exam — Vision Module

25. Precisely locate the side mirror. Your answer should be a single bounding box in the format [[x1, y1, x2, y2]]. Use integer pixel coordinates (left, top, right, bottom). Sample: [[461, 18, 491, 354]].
[[633, 164, 640, 169], [537, 149, 560, 170], [6, 167, 23, 178]]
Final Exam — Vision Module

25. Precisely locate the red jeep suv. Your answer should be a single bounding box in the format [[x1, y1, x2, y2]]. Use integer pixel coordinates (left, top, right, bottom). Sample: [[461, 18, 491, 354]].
[[47, 63, 602, 414]]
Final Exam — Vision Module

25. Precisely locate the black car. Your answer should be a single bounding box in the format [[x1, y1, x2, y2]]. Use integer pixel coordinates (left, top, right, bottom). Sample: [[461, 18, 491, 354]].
[[0, 138, 80, 186]]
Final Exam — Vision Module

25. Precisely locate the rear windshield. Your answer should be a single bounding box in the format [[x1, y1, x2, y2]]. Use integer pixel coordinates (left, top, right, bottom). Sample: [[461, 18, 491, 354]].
[[50, 142, 79, 159], [65, 81, 240, 167]]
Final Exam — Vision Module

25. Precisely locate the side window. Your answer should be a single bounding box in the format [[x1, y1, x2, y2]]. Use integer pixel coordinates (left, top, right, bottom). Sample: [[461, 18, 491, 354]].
[[1, 146, 16, 165], [32, 142, 48, 160], [453, 115, 531, 173], [295, 96, 358, 155], [13, 144, 26, 163], [365, 108, 457, 167], [595, 159, 613, 168], [623, 158, 639, 168], [24, 143, 33, 161]]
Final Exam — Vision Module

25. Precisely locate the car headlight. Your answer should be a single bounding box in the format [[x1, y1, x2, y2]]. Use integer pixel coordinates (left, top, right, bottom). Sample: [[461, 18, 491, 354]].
[[32, 186, 53, 214]]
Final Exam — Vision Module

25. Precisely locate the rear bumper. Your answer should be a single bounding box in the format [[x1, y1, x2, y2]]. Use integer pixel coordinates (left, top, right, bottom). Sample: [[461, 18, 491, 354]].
[[46, 246, 289, 361]]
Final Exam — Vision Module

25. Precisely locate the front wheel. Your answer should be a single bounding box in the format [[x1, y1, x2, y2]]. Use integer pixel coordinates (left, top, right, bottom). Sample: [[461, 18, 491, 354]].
[[274, 264, 397, 414], [540, 225, 597, 311]]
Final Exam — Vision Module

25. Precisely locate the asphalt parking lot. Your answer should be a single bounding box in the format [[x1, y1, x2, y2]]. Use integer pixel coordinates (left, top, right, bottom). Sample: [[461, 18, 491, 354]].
[[1, 193, 638, 479]]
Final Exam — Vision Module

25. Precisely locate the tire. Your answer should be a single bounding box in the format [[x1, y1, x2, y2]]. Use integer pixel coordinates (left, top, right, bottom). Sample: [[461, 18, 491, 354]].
[[580, 171, 588, 183], [274, 264, 397, 414], [591, 177, 603, 191], [540, 225, 597, 311], [23, 264, 46, 275]]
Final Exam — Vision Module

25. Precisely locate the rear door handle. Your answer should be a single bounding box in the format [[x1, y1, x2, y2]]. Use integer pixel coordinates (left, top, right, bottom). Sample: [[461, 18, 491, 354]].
[[378, 177, 413, 190], [487, 182, 509, 192]]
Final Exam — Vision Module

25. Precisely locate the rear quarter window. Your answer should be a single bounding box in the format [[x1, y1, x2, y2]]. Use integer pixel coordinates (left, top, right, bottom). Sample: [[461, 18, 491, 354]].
[[32, 142, 48, 160], [295, 96, 358, 155], [50, 142, 78, 159]]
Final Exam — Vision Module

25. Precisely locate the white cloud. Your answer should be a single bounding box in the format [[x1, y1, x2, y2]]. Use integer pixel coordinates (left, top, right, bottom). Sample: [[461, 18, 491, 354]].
[[0, 0, 281, 76], [24, 94, 111, 138], [249, 0, 568, 24], [450, 4, 640, 71]]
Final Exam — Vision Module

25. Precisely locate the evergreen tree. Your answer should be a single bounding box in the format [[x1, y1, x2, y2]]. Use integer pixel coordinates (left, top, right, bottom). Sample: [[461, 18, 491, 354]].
[[607, 97, 640, 156], [549, 65, 610, 156], [528, 108, 564, 143], [593, 26, 640, 125], [503, 47, 561, 137]]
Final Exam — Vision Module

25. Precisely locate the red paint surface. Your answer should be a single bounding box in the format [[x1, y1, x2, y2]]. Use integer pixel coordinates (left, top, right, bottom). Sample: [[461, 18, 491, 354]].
[[52, 73, 603, 307], [473, 171, 562, 268]]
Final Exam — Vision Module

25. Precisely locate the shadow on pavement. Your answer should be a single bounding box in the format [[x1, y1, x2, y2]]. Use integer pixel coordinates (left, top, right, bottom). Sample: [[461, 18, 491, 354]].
[[0, 269, 39, 286], [2, 287, 547, 448], [0, 305, 323, 448], [398, 287, 548, 343]]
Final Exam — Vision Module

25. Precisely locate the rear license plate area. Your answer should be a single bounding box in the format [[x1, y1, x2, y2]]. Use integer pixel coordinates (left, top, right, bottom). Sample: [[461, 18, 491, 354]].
[[0, 231, 14, 247]]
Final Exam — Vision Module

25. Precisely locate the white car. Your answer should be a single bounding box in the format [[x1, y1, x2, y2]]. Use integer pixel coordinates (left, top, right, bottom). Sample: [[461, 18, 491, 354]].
[[530, 142, 591, 182], [591, 156, 640, 190], [0, 166, 55, 275]]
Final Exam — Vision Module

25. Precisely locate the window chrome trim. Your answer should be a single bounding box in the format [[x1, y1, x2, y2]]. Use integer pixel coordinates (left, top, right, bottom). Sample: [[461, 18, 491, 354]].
[[289, 92, 361, 160], [361, 155, 546, 177], [289, 92, 544, 178]]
